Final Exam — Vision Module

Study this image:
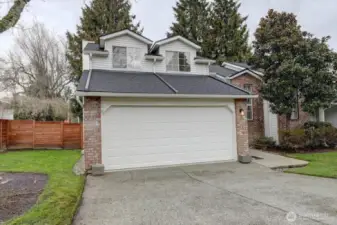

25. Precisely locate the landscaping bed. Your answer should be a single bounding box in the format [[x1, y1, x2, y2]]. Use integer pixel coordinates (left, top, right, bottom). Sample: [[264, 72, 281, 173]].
[[0, 150, 85, 225], [0, 173, 47, 223]]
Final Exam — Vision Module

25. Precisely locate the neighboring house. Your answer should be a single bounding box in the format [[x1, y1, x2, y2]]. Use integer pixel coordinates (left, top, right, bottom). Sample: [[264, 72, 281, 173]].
[[0, 100, 14, 120], [210, 63, 310, 144], [76, 29, 256, 172]]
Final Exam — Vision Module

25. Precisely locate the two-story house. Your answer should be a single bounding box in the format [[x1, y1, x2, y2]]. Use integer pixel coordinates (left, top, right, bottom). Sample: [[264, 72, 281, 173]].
[[76, 29, 256, 173], [210, 63, 311, 145]]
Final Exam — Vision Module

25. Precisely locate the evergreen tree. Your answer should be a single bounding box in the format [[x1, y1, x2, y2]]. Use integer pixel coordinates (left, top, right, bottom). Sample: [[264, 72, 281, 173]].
[[251, 9, 337, 128], [66, 0, 142, 81], [209, 0, 251, 62], [168, 0, 211, 57]]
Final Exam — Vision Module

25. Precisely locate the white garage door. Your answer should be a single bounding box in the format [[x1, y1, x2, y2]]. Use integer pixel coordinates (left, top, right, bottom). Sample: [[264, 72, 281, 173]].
[[102, 105, 236, 171]]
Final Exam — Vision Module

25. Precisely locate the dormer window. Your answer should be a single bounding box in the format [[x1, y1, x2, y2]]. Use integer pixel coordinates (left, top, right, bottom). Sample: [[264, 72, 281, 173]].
[[112, 46, 141, 69], [166, 51, 191, 72]]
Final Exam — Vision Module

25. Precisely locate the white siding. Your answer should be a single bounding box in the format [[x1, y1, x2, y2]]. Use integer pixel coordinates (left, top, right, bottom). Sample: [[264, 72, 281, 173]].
[[155, 40, 209, 74], [325, 105, 337, 127], [90, 37, 209, 75], [82, 40, 94, 70], [263, 100, 279, 144], [91, 35, 152, 71]]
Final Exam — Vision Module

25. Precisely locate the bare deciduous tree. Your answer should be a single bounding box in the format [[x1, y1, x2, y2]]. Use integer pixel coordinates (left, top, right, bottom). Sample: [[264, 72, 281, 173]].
[[0, 0, 30, 33], [0, 21, 73, 99]]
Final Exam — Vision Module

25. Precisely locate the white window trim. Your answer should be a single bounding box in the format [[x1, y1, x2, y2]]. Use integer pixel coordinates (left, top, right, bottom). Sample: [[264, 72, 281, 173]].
[[291, 102, 299, 120], [166, 51, 191, 72], [243, 84, 253, 121], [112, 46, 142, 70]]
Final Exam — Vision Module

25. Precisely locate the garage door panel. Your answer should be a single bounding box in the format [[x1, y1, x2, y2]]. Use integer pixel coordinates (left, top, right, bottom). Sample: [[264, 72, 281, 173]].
[[102, 105, 236, 170], [107, 141, 232, 157], [105, 149, 234, 170]]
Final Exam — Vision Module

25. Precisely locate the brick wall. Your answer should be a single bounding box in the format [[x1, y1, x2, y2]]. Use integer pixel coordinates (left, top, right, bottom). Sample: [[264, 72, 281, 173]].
[[83, 96, 102, 170], [278, 104, 310, 130], [231, 74, 264, 145], [235, 99, 250, 157]]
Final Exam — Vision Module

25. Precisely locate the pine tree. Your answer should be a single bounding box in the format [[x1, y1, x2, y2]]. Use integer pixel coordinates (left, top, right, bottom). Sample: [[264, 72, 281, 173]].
[[209, 0, 251, 62], [66, 0, 142, 81], [168, 0, 211, 57]]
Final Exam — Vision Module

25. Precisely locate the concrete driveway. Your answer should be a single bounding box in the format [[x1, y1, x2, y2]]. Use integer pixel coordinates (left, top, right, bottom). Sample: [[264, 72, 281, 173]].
[[74, 163, 337, 225]]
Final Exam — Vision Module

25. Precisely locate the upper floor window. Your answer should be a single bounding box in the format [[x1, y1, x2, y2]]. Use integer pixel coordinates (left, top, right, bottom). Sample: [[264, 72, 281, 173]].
[[112, 46, 141, 69], [166, 51, 191, 72], [243, 84, 253, 120]]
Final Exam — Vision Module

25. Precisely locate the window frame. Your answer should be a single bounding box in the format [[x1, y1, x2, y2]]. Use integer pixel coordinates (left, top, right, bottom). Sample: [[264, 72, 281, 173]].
[[166, 51, 191, 72], [243, 84, 254, 121], [291, 101, 299, 120], [112, 46, 142, 70]]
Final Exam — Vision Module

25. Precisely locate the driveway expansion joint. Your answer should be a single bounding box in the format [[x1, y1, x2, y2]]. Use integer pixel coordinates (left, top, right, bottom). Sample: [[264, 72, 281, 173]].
[[179, 167, 328, 225]]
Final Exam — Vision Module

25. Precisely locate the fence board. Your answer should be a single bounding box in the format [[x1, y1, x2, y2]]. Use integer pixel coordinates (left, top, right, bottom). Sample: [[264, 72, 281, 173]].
[[0, 119, 82, 150]]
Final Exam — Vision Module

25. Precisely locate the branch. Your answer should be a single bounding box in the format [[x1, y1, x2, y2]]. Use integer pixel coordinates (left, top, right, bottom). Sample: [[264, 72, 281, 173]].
[[0, 0, 30, 33]]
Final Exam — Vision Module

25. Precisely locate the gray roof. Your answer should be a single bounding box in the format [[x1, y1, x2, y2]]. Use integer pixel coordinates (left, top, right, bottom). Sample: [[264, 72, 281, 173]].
[[209, 65, 237, 77], [77, 70, 250, 96], [228, 62, 252, 69], [83, 43, 104, 52]]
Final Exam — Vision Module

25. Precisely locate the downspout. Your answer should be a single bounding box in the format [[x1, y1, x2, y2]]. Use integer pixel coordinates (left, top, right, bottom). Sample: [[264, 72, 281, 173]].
[[153, 58, 157, 73], [85, 53, 93, 90], [208, 62, 211, 75]]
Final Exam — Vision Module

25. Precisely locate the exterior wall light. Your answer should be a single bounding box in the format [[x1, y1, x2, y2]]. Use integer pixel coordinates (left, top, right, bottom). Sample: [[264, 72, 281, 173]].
[[239, 108, 245, 116]]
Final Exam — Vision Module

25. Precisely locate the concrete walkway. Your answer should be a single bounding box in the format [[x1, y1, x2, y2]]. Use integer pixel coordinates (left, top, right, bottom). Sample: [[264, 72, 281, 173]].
[[250, 149, 308, 169]]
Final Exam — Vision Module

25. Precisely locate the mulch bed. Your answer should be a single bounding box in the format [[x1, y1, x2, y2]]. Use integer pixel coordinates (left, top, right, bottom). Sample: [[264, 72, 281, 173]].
[[262, 148, 337, 155], [0, 173, 48, 223]]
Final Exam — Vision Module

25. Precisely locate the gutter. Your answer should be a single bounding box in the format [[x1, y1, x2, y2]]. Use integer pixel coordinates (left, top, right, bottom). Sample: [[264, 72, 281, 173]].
[[76, 91, 258, 99]]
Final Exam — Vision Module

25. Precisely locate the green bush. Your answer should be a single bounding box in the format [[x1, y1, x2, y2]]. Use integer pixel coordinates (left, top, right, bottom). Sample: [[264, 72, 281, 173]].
[[279, 129, 307, 150], [303, 121, 332, 129], [252, 136, 276, 150], [279, 122, 337, 150]]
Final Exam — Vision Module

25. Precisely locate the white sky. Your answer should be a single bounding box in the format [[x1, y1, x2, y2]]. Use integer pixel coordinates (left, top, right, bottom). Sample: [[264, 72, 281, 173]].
[[1, 0, 337, 55]]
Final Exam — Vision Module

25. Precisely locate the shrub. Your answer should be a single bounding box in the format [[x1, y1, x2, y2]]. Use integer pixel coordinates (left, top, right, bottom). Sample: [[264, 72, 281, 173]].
[[303, 121, 332, 129], [279, 129, 307, 150], [304, 121, 337, 149], [252, 136, 276, 150]]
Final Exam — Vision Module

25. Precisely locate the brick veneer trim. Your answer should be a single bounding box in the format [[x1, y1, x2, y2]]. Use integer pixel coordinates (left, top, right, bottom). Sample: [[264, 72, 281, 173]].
[[235, 99, 250, 157], [83, 96, 102, 170]]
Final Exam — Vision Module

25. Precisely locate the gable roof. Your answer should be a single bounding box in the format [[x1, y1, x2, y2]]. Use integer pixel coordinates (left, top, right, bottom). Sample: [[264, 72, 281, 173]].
[[210, 62, 264, 81], [150, 36, 201, 53], [77, 70, 254, 98], [99, 29, 153, 47]]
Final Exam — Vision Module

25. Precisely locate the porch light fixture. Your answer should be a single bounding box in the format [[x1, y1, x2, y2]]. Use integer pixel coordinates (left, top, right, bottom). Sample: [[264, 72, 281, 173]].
[[239, 108, 245, 116]]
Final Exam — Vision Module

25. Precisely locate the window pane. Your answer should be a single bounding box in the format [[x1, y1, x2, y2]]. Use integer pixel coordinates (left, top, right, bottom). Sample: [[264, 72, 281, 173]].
[[113, 47, 127, 68], [179, 52, 191, 72], [166, 51, 179, 71], [127, 47, 141, 69]]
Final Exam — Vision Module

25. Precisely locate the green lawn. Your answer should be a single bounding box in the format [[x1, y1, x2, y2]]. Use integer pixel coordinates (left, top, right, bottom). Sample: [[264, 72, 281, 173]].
[[286, 152, 337, 178], [0, 150, 85, 225]]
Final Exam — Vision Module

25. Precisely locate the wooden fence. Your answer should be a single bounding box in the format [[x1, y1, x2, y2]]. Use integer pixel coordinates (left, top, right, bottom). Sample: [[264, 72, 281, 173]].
[[0, 120, 83, 150]]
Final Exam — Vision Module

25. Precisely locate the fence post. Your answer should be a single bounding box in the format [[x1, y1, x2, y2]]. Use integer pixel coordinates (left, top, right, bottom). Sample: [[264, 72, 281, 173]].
[[61, 121, 64, 149]]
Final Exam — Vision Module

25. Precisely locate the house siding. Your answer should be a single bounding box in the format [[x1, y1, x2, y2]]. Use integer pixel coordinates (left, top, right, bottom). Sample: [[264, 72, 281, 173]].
[[278, 104, 310, 130], [155, 40, 209, 74], [231, 74, 264, 145], [92, 35, 151, 71]]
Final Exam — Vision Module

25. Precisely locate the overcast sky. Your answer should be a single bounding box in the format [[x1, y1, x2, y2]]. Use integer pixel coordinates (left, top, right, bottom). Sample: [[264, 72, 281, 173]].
[[0, 0, 337, 54]]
